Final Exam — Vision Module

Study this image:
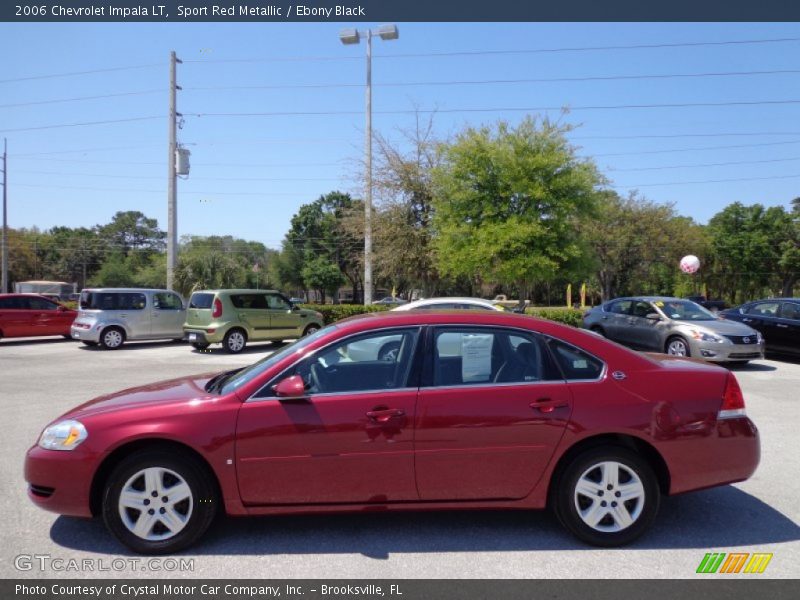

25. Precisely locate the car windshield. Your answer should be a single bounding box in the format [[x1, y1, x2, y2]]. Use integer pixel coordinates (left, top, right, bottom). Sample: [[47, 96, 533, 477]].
[[656, 299, 716, 321], [219, 324, 336, 395]]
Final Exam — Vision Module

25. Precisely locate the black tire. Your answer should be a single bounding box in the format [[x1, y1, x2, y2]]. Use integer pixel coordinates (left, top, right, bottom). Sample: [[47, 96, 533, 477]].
[[81, 340, 98, 347], [102, 449, 218, 555], [665, 336, 690, 357], [303, 324, 320, 337], [62, 334, 73, 340], [552, 446, 660, 547], [191, 342, 210, 351], [99, 327, 125, 350], [222, 328, 247, 354]]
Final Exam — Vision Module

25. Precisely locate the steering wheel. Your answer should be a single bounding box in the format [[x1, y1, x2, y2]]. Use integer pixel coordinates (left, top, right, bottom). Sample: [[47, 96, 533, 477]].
[[378, 341, 401, 362]]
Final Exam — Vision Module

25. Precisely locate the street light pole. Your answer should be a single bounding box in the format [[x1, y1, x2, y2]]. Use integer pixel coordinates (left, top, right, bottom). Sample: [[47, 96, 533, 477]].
[[1, 138, 7, 294], [340, 25, 398, 306]]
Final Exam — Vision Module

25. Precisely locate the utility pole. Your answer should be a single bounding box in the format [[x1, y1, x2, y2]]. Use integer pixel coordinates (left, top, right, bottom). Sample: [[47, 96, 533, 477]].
[[1, 138, 7, 293], [166, 51, 182, 291], [364, 30, 373, 305]]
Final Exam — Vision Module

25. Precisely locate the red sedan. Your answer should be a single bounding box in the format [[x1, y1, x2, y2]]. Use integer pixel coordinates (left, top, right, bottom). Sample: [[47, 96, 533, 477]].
[[24, 311, 759, 554], [0, 293, 77, 341]]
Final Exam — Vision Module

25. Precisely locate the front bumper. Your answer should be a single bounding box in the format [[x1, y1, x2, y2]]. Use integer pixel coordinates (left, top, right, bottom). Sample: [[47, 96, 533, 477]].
[[692, 340, 765, 362], [24, 444, 96, 517]]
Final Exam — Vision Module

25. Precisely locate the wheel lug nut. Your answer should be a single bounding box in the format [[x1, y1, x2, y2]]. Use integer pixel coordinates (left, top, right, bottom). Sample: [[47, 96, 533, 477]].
[[148, 509, 155, 515], [598, 491, 604, 496], [600, 501, 607, 507], [615, 491, 621, 497], [162, 496, 168, 502], [143, 499, 150, 506], [611, 501, 618, 507], [607, 484, 613, 490], [159, 507, 166, 514], [151, 491, 158, 497]]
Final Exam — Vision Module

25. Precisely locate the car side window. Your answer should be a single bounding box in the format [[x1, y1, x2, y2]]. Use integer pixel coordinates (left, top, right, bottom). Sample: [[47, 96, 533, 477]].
[[154, 292, 182, 310], [608, 300, 632, 315], [0, 297, 24, 309], [231, 294, 268, 309], [257, 328, 420, 398], [28, 297, 57, 310], [546, 338, 604, 381], [780, 302, 800, 321], [631, 301, 653, 318], [746, 302, 780, 317], [432, 328, 552, 387], [266, 294, 290, 310]]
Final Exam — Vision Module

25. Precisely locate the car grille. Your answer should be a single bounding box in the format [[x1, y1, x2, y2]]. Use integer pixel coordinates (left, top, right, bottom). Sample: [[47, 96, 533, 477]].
[[29, 484, 55, 498], [728, 352, 762, 359], [724, 335, 758, 345]]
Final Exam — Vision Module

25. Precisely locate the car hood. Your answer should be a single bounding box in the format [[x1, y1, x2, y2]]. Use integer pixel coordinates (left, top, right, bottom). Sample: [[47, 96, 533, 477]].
[[61, 373, 221, 420], [674, 319, 757, 336]]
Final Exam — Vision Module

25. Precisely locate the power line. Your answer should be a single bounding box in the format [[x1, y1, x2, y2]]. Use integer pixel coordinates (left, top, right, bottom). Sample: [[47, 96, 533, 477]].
[[592, 139, 800, 157], [1, 116, 164, 134], [12, 144, 161, 157], [13, 169, 345, 182], [607, 156, 800, 172], [12, 183, 317, 195], [0, 63, 164, 85], [182, 36, 800, 64], [615, 173, 800, 188], [183, 69, 800, 92], [0, 90, 163, 109], [572, 131, 800, 140]]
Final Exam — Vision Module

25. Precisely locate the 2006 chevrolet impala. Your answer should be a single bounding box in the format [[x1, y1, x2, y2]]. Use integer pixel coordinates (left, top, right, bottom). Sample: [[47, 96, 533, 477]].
[[25, 311, 759, 554]]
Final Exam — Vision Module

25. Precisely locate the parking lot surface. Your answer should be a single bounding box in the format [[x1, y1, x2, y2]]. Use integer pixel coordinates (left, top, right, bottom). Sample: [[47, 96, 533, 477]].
[[1, 337, 798, 579]]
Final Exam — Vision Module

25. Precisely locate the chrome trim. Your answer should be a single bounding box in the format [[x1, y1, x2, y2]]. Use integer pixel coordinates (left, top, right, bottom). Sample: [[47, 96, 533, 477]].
[[247, 387, 417, 403], [419, 379, 563, 392]]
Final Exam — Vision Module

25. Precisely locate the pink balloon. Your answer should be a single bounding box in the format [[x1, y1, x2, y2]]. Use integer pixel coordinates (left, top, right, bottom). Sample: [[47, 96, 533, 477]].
[[680, 255, 700, 274]]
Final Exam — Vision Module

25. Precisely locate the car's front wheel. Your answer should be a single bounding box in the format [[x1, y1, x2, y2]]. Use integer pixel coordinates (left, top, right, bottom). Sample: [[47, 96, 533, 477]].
[[553, 447, 660, 547], [102, 449, 218, 555], [665, 336, 690, 357]]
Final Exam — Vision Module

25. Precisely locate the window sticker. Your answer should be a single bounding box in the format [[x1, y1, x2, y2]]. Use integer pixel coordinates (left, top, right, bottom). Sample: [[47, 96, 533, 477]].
[[573, 359, 588, 369], [654, 301, 665, 307], [461, 334, 494, 383]]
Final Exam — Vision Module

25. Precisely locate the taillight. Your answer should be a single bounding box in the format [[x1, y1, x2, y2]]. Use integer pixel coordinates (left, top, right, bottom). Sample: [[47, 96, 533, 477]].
[[211, 298, 223, 319], [719, 373, 746, 419]]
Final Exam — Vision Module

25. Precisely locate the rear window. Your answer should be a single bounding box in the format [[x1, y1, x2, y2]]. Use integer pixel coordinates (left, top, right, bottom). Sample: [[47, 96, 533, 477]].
[[80, 292, 146, 311], [189, 293, 214, 309]]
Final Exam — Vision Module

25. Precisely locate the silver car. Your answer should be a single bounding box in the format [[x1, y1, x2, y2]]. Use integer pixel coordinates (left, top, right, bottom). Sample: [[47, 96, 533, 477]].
[[582, 296, 764, 363], [71, 288, 186, 349]]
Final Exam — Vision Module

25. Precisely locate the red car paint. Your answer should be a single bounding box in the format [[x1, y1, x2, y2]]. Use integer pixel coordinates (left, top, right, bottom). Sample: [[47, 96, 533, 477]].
[[0, 294, 77, 339], [25, 311, 759, 521]]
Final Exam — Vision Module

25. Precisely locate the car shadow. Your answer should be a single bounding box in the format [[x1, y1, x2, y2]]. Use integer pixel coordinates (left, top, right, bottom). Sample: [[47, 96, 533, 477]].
[[726, 362, 777, 372], [0, 337, 74, 346], [190, 341, 291, 356], [49, 485, 799, 557], [77, 340, 184, 352]]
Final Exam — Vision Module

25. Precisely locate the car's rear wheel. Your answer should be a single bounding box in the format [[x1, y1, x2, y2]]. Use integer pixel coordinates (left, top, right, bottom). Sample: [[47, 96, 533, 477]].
[[553, 447, 660, 547], [223, 328, 247, 353], [191, 342, 210, 351], [102, 449, 218, 555], [100, 327, 125, 350], [303, 324, 320, 337], [665, 336, 690, 357]]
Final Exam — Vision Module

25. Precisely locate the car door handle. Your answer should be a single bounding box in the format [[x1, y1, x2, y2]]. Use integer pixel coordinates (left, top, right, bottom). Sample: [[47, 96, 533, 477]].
[[529, 398, 569, 413], [742, 318, 753, 322], [119, 314, 128, 318], [366, 408, 405, 422], [776, 323, 789, 328]]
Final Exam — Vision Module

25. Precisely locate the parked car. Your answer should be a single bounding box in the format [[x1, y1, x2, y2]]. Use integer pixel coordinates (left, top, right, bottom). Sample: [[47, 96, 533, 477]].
[[391, 297, 504, 312], [0, 293, 77, 341], [583, 296, 764, 363], [720, 298, 800, 358], [685, 295, 727, 313], [25, 311, 759, 554], [71, 288, 186, 350], [373, 296, 408, 306], [183, 289, 324, 353]]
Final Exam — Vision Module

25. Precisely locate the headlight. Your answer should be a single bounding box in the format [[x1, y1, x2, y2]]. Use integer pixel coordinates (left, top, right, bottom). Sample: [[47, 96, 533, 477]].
[[690, 329, 724, 343], [38, 420, 88, 451]]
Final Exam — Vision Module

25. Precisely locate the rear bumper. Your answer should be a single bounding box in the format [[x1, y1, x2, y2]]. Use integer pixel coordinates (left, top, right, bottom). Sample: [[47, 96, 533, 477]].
[[668, 416, 760, 495], [24, 444, 96, 517], [70, 324, 101, 343], [183, 328, 223, 344]]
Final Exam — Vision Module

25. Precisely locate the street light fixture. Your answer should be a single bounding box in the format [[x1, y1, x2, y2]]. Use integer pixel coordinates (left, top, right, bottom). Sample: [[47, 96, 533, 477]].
[[339, 24, 399, 306]]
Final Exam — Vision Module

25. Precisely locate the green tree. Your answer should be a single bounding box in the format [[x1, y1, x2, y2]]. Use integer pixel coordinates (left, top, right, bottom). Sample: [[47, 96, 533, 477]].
[[432, 116, 602, 298], [301, 255, 345, 303]]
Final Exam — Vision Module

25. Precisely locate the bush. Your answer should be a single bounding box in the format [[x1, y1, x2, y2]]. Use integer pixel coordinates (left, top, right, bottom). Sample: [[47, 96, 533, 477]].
[[302, 303, 389, 325], [525, 307, 584, 328]]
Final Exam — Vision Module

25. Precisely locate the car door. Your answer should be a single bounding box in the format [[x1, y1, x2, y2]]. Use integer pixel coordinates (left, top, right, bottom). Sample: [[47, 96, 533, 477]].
[[0, 296, 28, 336], [235, 327, 421, 505], [151, 292, 185, 338], [230, 293, 270, 339], [26, 296, 63, 335], [741, 301, 780, 350], [776, 301, 800, 355], [624, 300, 663, 351], [602, 300, 633, 343], [266, 292, 302, 338], [414, 326, 572, 501]]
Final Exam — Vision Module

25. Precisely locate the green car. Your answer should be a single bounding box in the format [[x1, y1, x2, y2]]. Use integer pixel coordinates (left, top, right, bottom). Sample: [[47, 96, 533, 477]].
[[183, 289, 324, 353]]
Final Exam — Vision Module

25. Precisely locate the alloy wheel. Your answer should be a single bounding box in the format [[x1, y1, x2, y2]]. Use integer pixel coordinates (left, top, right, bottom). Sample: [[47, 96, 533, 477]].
[[667, 339, 688, 356], [118, 467, 193, 541], [573, 461, 645, 533]]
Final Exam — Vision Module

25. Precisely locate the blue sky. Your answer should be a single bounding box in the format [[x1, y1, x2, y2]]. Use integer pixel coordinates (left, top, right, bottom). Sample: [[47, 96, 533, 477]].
[[1, 22, 799, 249]]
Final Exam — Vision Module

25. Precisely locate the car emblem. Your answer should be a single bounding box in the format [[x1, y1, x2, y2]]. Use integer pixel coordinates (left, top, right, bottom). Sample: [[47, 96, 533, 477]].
[[743, 337, 750, 344]]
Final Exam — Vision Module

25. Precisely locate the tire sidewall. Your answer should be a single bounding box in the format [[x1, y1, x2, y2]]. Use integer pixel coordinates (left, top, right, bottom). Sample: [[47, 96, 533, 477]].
[[554, 447, 660, 547], [102, 450, 217, 555], [223, 328, 247, 353], [100, 327, 125, 350], [666, 336, 690, 357]]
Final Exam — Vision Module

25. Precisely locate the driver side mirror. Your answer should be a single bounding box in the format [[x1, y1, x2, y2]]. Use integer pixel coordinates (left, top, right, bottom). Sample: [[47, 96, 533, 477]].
[[645, 313, 662, 321], [272, 374, 307, 399], [57, 305, 68, 312]]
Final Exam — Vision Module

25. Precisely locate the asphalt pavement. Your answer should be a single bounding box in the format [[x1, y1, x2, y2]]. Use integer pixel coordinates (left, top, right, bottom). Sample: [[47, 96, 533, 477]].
[[1, 336, 798, 579]]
